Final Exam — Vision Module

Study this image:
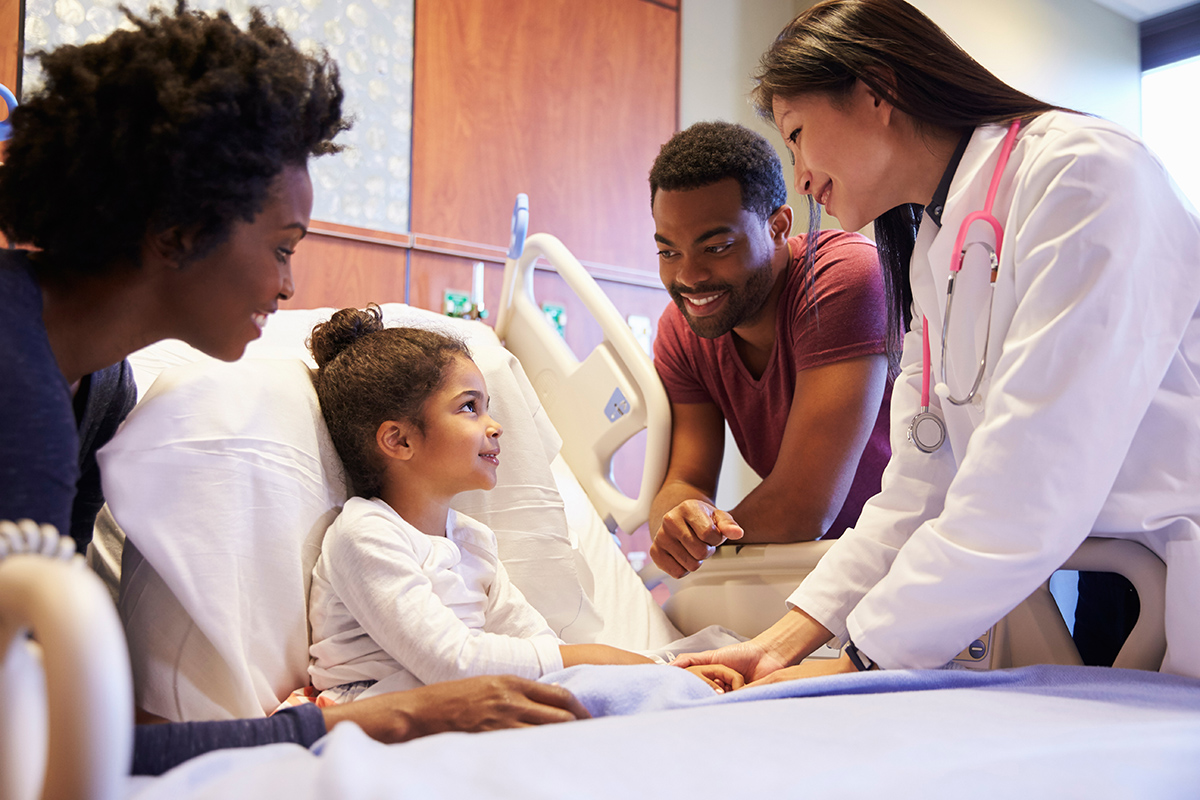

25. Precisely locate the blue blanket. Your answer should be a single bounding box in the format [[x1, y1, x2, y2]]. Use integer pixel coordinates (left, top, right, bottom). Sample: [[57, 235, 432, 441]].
[[551, 661, 1200, 716], [131, 664, 1200, 799]]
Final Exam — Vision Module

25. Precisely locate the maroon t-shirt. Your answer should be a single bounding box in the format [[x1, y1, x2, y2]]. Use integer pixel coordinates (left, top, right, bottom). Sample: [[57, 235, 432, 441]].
[[653, 230, 891, 539]]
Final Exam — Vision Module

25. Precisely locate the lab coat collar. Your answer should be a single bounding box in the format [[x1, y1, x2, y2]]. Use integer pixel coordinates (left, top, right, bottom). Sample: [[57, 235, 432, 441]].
[[925, 128, 974, 228]]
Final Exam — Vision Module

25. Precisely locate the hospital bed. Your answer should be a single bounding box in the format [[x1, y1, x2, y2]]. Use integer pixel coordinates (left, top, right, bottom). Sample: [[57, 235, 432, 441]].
[[3, 198, 1198, 799]]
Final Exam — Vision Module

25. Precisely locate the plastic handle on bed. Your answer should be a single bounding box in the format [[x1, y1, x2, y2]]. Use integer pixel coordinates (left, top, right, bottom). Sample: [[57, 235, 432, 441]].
[[0, 550, 134, 800], [0, 519, 77, 562], [495, 231, 670, 533], [0, 84, 17, 142], [507, 193, 529, 261]]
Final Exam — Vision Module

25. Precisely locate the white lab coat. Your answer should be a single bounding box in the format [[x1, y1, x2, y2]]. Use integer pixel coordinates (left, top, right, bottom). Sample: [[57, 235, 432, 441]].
[[789, 111, 1200, 678]]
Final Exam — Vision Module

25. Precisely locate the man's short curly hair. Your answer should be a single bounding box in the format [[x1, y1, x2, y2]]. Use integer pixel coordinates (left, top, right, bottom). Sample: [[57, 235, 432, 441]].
[[0, 1, 350, 279], [648, 121, 788, 219]]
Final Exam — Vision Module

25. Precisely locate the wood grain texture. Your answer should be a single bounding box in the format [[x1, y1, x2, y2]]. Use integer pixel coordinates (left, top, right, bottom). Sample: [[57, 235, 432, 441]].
[[0, 0, 19, 168], [0, 0, 19, 96], [412, 0, 678, 275], [286, 226, 409, 310]]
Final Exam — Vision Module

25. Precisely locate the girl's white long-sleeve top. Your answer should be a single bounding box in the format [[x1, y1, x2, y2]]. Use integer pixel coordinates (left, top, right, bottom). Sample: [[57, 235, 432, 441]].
[[308, 496, 563, 692], [788, 111, 1200, 678]]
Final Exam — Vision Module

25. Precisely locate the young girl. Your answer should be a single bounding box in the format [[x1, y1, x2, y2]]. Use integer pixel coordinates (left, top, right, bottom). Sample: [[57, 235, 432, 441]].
[[307, 306, 739, 702]]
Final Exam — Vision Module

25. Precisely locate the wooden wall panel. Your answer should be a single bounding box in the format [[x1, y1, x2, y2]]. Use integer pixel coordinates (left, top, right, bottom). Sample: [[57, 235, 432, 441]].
[[0, 0, 20, 168], [286, 223, 410, 310], [0, 0, 19, 95], [412, 0, 678, 275]]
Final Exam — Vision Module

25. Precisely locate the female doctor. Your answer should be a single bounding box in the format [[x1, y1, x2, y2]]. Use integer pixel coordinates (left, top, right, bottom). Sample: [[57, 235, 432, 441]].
[[676, 0, 1200, 682]]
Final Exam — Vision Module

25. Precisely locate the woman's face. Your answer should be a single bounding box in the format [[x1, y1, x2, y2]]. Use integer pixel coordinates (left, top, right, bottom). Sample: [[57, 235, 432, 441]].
[[164, 164, 313, 361], [773, 83, 897, 232]]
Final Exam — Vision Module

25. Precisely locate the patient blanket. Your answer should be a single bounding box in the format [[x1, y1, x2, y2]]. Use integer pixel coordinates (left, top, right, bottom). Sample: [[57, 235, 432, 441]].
[[130, 664, 1200, 800]]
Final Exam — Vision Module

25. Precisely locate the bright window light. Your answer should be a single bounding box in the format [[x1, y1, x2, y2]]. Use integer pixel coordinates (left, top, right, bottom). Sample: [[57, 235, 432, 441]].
[[1142, 55, 1200, 210]]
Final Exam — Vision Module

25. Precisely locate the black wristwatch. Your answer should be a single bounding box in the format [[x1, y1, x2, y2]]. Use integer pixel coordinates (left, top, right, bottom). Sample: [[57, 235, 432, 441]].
[[844, 641, 877, 671]]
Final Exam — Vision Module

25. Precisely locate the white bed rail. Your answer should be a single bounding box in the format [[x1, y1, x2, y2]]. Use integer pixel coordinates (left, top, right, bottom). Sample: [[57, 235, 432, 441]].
[[0, 540, 133, 800], [495, 196, 670, 534], [659, 535, 1167, 671]]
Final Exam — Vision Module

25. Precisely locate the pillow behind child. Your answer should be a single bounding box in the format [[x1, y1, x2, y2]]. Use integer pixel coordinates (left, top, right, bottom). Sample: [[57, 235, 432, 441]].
[[101, 358, 346, 720]]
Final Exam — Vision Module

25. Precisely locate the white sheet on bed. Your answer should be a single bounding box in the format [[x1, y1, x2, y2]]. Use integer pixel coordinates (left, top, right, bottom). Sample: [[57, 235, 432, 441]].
[[123, 665, 1200, 799]]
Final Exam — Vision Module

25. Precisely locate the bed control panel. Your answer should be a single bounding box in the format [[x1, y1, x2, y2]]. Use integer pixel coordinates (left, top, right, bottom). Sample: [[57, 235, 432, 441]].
[[950, 627, 995, 670], [605, 388, 631, 422]]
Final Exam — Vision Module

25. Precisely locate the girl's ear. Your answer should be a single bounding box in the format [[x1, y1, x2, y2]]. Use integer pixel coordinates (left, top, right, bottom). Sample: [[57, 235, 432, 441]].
[[377, 420, 417, 462]]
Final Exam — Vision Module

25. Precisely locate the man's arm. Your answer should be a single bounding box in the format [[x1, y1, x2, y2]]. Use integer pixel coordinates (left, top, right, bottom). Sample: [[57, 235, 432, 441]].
[[648, 400, 745, 577], [731, 353, 887, 543], [649, 355, 886, 575]]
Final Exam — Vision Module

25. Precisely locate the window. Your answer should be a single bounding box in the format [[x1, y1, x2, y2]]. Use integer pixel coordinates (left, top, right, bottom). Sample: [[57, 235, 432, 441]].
[[1140, 4, 1200, 208]]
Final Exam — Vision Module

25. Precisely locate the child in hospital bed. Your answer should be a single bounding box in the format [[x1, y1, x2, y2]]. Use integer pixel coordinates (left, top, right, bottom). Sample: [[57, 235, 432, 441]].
[[304, 306, 740, 703]]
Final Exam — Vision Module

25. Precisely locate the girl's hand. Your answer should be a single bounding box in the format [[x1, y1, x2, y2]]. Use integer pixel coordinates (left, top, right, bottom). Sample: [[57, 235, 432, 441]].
[[682, 663, 745, 693]]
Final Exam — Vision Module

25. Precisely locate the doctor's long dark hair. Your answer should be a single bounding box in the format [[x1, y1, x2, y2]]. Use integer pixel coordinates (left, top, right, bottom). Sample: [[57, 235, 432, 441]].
[[753, 0, 1068, 367]]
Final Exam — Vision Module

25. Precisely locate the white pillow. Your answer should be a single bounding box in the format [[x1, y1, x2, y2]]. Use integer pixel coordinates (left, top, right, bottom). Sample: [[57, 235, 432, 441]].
[[101, 358, 344, 720]]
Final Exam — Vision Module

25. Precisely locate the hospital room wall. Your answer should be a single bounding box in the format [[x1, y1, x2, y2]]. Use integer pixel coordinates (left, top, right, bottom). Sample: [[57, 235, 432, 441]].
[[0, 0, 17, 201], [679, 0, 1142, 511]]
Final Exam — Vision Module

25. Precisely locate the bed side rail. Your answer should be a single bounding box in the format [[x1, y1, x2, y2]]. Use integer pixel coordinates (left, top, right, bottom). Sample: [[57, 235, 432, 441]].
[[495, 201, 669, 534], [0, 522, 133, 800]]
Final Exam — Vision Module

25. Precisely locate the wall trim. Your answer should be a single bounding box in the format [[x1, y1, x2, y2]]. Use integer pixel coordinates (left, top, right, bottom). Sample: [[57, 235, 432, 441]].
[[308, 221, 665, 290]]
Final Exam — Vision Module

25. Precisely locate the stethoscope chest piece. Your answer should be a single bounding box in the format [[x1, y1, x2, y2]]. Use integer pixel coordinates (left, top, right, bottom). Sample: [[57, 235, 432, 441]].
[[908, 410, 946, 454]]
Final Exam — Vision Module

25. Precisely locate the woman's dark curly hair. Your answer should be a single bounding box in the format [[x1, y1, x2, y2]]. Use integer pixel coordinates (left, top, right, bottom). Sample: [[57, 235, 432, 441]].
[[0, 1, 349, 280], [309, 305, 472, 499]]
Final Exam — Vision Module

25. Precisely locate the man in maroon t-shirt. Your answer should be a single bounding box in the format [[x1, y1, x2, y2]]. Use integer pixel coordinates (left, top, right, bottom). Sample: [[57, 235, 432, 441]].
[[648, 121, 891, 579]]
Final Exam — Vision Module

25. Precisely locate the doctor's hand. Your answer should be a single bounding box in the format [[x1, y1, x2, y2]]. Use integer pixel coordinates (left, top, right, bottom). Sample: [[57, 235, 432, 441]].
[[671, 640, 790, 685], [650, 499, 744, 578], [745, 655, 857, 688], [322, 675, 590, 743]]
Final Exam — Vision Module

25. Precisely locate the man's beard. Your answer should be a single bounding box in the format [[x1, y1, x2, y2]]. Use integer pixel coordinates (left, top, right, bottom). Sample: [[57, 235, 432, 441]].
[[669, 264, 776, 339]]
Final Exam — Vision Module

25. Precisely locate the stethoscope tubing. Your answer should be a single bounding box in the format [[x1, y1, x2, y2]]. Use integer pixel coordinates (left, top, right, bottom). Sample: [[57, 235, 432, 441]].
[[910, 119, 1022, 454]]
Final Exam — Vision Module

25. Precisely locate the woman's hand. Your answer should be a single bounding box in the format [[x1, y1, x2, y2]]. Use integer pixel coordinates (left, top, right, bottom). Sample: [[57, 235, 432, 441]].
[[322, 675, 590, 743], [682, 663, 745, 693], [671, 640, 789, 684], [673, 608, 837, 684], [745, 654, 857, 688]]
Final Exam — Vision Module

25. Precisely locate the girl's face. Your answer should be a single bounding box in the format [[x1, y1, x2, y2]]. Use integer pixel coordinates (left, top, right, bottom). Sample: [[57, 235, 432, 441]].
[[413, 355, 503, 496], [162, 164, 313, 361], [773, 82, 898, 232]]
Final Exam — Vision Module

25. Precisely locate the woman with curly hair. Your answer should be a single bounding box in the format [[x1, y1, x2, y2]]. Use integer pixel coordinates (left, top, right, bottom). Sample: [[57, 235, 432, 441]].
[[0, 2, 586, 775]]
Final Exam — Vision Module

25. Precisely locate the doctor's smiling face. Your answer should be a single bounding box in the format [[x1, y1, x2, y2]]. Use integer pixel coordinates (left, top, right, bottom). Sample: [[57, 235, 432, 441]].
[[773, 82, 902, 233], [653, 177, 791, 339]]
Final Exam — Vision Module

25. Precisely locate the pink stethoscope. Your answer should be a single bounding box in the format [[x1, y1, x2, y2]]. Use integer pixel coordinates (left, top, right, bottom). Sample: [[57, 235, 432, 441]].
[[909, 119, 1022, 454]]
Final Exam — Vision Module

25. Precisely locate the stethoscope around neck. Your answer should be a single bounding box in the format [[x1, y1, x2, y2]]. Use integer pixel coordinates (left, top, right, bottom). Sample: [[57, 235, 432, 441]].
[[908, 119, 1022, 454]]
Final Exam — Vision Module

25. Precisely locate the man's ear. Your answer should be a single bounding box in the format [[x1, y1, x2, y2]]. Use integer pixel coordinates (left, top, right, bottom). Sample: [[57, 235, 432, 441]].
[[769, 204, 794, 245], [377, 420, 417, 462]]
